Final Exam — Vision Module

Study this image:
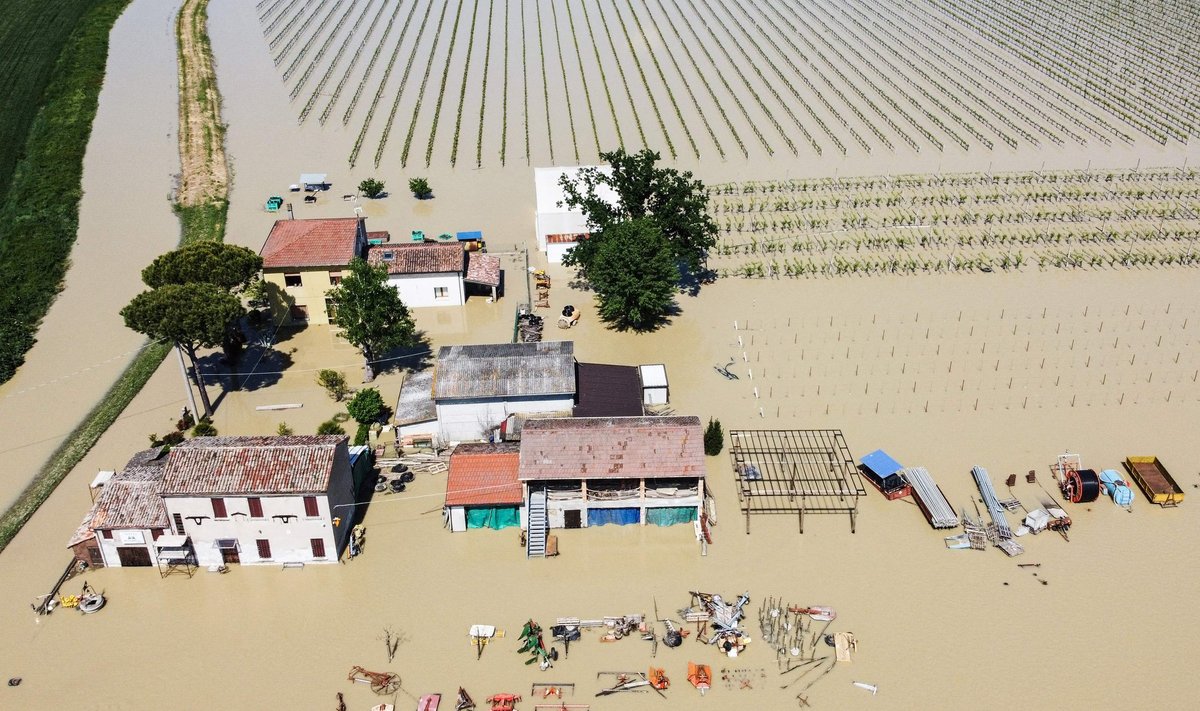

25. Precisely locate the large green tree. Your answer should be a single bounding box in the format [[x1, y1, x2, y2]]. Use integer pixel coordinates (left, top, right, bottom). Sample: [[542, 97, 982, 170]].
[[141, 240, 262, 292], [325, 257, 416, 381], [587, 219, 679, 331], [120, 283, 244, 418], [559, 148, 717, 276]]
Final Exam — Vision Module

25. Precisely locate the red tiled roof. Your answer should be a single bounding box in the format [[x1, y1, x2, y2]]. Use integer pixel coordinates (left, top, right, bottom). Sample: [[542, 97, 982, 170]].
[[160, 436, 347, 496], [446, 443, 523, 506], [546, 233, 587, 244], [366, 230, 391, 243], [260, 218, 363, 269], [90, 479, 169, 530], [464, 253, 501, 287], [367, 243, 464, 275], [519, 416, 705, 481]]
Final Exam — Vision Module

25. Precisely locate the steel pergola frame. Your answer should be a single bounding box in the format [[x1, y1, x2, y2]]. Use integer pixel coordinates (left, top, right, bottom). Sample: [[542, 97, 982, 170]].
[[729, 429, 866, 534]]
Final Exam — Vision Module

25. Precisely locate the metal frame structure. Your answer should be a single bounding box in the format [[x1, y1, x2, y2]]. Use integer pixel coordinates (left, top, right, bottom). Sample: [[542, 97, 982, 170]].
[[729, 429, 866, 534]]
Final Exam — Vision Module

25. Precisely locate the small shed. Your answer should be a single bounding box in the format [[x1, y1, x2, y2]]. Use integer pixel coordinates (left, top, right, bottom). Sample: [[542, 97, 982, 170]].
[[860, 449, 911, 500], [638, 364, 669, 405], [300, 173, 328, 191], [445, 443, 523, 532], [575, 363, 644, 417], [395, 369, 438, 439]]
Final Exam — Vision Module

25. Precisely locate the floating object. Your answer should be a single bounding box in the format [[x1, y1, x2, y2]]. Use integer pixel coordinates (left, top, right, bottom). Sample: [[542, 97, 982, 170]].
[[972, 466, 1012, 539], [860, 449, 911, 500], [1052, 452, 1101, 503], [418, 694, 442, 711], [78, 593, 106, 614], [852, 681, 878, 695], [265, 196, 284, 212], [254, 403, 302, 411], [648, 667, 669, 690], [486, 693, 521, 710], [370, 705, 394, 711], [1023, 509, 1052, 534], [469, 624, 504, 660], [455, 688, 476, 711], [7, 678, 21, 687], [1124, 456, 1184, 507], [834, 632, 857, 662], [687, 662, 711, 695], [788, 606, 836, 622], [944, 534, 971, 549], [1098, 469, 1134, 508]]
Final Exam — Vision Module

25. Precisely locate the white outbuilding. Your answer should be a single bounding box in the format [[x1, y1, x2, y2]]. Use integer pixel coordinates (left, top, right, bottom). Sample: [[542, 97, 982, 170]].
[[534, 166, 616, 263]]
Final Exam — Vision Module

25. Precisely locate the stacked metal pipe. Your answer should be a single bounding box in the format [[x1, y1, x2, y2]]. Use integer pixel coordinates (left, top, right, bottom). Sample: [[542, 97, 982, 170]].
[[902, 467, 958, 528], [971, 466, 1012, 540]]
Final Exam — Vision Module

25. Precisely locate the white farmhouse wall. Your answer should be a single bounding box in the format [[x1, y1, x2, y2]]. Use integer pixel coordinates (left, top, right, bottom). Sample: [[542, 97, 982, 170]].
[[396, 419, 439, 439], [386, 272, 464, 308], [97, 529, 157, 568], [436, 394, 575, 442], [164, 494, 338, 566], [546, 240, 575, 265]]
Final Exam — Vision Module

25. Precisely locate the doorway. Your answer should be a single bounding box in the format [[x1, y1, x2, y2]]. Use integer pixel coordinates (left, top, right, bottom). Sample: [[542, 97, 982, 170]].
[[221, 547, 240, 564], [564, 509, 582, 529], [117, 547, 152, 567]]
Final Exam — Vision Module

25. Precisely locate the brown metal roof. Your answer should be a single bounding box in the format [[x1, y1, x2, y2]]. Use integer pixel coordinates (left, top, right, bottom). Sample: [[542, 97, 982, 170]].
[[445, 443, 523, 506], [367, 243, 464, 275], [434, 341, 576, 400], [574, 363, 645, 418], [160, 435, 347, 496], [518, 416, 705, 481], [464, 253, 501, 287], [260, 217, 364, 269]]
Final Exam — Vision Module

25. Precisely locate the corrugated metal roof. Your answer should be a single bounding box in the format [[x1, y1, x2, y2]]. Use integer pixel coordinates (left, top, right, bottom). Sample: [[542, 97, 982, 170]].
[[395, 369, 436, 426], [259, 217, 364, 269], [445, 443, 523, 506], [160, 435, 347, 496], [519, 416, 705, 481], [434, 341, 576, 400]]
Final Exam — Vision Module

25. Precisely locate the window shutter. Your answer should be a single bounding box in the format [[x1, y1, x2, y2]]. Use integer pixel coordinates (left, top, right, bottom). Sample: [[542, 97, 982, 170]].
[[212, 498, 227, 518], [256, 539, 271, 559], [248, 497, 263, 518], [304, 496, 319, 517]]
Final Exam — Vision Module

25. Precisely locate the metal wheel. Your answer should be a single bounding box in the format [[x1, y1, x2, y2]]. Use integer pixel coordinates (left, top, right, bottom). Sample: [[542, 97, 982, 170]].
[[372, 673, 400, 695]]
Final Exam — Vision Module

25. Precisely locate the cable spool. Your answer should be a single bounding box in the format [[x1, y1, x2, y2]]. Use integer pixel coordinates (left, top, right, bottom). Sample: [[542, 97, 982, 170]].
[[1065, 468, 1101, 503]]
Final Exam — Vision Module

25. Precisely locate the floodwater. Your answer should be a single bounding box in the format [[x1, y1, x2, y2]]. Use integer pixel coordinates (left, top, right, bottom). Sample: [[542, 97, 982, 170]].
[[3, 0, 1200, 709], [0, 0, 183, 512]]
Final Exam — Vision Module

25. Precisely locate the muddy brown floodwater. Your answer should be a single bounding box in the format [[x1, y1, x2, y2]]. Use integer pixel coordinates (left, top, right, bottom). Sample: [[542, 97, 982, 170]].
[[2, 1, 1200, 709]]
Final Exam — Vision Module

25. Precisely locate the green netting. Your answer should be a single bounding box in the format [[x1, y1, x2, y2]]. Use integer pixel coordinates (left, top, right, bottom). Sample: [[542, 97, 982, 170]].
[[646, 506, 697, 526], [466, 506, 520, 529]]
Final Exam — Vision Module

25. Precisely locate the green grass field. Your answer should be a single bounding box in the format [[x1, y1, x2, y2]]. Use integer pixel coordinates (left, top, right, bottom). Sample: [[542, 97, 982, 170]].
[[0, 0, 130, 383]]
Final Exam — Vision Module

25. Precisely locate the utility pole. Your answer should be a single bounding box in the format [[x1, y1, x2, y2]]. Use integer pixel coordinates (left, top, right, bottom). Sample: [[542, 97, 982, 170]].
[[176, 344, 198, 420]]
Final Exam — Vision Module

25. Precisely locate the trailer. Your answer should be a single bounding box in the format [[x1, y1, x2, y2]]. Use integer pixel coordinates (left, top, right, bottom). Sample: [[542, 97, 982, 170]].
[[1123, 456, 1184, 507]]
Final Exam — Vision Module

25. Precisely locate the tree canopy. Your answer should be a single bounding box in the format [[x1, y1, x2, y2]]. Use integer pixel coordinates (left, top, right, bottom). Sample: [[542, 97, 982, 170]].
[[559, 148, 717, 275], [326, 257, 416, 377], [120, 283, 245, 416], [587, 219, 679, 331], [141, 240, 262, 292], [347, 387, 385, 424]]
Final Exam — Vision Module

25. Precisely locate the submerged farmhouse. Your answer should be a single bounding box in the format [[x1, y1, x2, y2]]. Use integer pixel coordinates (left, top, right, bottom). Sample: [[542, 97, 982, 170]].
[[69, 436, 371, 569], [259, 217, 500, 324]]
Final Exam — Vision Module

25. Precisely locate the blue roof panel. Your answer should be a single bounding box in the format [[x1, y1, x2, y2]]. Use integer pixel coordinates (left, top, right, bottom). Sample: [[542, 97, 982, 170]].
[[457, 230, 483, 241], [861, 449, 903, 479]]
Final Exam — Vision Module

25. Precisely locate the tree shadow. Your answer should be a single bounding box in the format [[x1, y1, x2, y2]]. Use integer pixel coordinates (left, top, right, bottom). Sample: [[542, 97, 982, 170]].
[[597, 300, 682, 333], [371, 330, 434, 377], [679, 266, 718, 296], [198, 341, 295, 413]]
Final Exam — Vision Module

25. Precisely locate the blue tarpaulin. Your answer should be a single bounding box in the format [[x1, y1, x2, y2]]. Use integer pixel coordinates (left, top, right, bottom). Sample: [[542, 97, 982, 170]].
[[456, 230, 482, 242], [588, 508, 640, 526], [646, 507, 697, 526]]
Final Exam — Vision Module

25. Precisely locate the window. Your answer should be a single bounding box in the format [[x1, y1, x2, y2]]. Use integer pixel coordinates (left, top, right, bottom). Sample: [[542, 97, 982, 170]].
[[212, 498, 227, 519], [101, 529, 113, 540], [173, 513, 185, 535], [151, 528, 163, 540], [328, 271, 342, 285], [325, 297, 337, 325], [310, 538, 326, 558], [434, 286, 449, 299], [88, 547, 104, 567], [289, 304, 309, 321], [284, 273, 302, 287], [303, 496, 320, 517], [248, 497, 263, 518], [381, 250, 394, 261], [256, 539, 272, 559]]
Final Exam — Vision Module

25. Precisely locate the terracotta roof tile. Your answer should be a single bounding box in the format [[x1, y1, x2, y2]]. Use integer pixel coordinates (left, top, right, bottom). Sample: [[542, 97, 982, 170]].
[[519, 416, 705, 481], [445, 443, 523, 506], [66, 448, 170, 546], [367, 243, 464, 275], [160, 435, 347, 496], [464, 253, 501, 287], [260, 218, 364, 269]]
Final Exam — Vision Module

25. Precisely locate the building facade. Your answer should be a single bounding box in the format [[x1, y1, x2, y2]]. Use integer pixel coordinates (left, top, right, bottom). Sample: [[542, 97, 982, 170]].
[[259, 217, 368, 325]]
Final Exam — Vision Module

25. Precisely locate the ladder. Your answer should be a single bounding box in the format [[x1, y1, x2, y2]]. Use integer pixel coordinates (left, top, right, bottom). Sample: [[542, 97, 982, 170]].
[[527, 489, 548, 558]]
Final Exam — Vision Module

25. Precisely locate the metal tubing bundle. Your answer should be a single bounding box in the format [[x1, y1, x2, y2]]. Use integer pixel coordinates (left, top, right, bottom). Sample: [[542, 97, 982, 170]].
[[972, 466, 1011, 540], [902, 467, 958, 528]]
